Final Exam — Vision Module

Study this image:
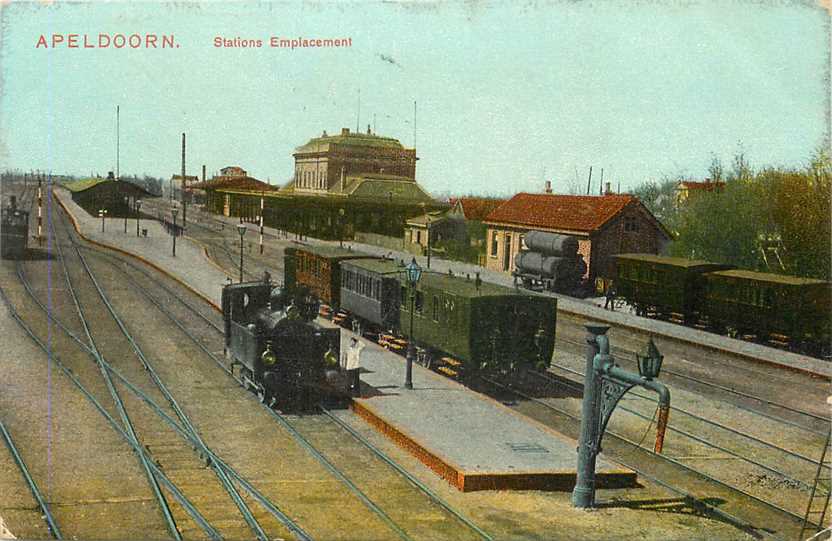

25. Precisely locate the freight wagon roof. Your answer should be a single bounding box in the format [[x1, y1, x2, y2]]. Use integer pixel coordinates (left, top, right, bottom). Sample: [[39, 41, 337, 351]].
[[416, 271, 528, 298], [342, 258, 402, 275], [295, 244, 373, 260], [708, 269, 829, 286], [614, 253, 726, 269]]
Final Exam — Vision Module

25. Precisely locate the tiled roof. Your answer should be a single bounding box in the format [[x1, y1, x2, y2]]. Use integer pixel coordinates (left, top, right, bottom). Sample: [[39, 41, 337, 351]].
[[449, 197, 505, 221], [484, 193, 637, 233], [191, 176, 277, 192]]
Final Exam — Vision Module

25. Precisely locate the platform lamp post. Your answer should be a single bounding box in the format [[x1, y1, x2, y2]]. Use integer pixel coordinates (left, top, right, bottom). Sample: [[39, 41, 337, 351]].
[[123, 196, 129, 233], [236, 222, 247, 283], [338, 208, 345, 248], [572, 325, 670, 509], [403, 257, 422, 390], [98, 209, 107, 233], [171, 206, 178, 257], [135, 199, 142, 237]]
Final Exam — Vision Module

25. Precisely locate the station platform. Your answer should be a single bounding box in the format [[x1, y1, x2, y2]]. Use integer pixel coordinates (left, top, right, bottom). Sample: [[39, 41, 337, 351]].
[[323, 321, 637, 492], [55, 190, 637, 493]]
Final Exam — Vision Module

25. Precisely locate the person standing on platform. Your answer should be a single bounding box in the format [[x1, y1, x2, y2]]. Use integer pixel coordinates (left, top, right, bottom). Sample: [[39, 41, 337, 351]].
[[604, 282, 617, 311], [344, 337, 364, 397]]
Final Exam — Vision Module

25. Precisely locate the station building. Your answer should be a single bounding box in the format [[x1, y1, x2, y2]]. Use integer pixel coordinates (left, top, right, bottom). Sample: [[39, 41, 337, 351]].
[[203, 128, 441, 241]]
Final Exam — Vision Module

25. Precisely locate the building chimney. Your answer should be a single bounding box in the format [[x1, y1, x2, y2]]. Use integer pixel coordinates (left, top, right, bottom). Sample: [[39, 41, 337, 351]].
[[544, 180, 552, 194], [367, 124, 372, 135], [202, 164, 206, 182], [341, 128, 350, 136], [604, 182, 612, 195]]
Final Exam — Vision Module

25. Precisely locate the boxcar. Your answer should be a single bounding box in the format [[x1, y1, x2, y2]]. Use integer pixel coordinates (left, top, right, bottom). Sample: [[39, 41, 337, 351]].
[[284, 245, 375, 309], [401, 272, 557, 376], [703, 269, 832, 346], [340, 258, 403, 331], [614, 254, 732, 319]]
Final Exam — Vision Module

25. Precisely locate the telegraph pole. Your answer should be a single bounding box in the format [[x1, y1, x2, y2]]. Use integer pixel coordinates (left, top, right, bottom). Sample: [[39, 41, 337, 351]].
[[181, 133, 187, 227]]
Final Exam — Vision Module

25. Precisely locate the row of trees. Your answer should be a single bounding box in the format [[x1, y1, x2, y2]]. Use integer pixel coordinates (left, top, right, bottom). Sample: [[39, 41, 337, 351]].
[[632, 149, 831, 281]]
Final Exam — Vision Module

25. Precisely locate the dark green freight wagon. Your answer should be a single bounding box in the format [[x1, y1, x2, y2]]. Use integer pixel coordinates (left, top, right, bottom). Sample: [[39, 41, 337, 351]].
[[613, 254, 732, 320], [399, 272, 557, 376], [703, 270, 832, 347]]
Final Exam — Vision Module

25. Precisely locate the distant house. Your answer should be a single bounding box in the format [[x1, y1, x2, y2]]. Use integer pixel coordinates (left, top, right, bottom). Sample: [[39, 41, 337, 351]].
[[404, 197, 506, 259], [404, 210, 461, 252], [675, 179, 725, 206], [191, 166, 279, 218], [483, 193, 672, 283]]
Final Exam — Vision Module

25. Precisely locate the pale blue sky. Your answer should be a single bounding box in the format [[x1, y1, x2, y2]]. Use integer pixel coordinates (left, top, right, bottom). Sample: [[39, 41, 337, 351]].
[[1, 1, 828, 196]]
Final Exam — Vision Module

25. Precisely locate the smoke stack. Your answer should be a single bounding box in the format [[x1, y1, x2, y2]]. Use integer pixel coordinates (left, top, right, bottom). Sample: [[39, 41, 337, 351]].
[[544, 180, 552, 194], [605, 182, 612, 195], [202, 164, 206, 182]]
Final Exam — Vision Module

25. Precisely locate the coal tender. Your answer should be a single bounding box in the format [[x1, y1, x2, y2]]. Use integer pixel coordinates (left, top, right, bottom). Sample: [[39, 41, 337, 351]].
[[513, 230, 587, 294]]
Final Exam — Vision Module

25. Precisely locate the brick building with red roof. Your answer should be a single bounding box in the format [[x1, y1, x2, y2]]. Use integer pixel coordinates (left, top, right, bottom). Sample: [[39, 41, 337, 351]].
[[483, 192, 671, 284]]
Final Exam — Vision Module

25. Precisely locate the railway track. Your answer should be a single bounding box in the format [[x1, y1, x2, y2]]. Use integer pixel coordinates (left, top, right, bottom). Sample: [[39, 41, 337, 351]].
[[20, 206, 304, 540], [122, 200, 826, 540], [81, 246, 492, 541], [474, 375, 808, 541], [556, 331, 829, 436], [7, 197, 492, 541]]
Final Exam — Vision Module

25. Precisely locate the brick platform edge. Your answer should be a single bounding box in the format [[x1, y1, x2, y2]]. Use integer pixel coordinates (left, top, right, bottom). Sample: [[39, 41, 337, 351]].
[[351, 399, 637, 492], [53, 191, 223, 314]]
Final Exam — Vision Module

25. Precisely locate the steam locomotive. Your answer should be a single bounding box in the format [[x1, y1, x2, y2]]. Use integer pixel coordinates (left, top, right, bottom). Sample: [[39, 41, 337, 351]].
[[222, 278, 342, 410], [1, 195, 29, 259]]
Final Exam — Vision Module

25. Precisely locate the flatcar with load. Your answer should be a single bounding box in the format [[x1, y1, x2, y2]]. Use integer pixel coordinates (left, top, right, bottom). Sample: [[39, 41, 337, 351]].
[[513, 230, 587, 295], [222, 278, 342, 410], [1, 196, 29, 259]]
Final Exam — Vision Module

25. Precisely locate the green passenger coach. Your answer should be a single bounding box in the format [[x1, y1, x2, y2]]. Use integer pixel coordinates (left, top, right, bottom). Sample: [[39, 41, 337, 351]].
[[399, 272, 557, 376]]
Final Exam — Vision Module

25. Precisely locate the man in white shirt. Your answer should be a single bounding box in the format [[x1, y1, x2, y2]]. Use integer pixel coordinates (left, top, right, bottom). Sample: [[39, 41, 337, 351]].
[[344, 337, 365, 396]]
